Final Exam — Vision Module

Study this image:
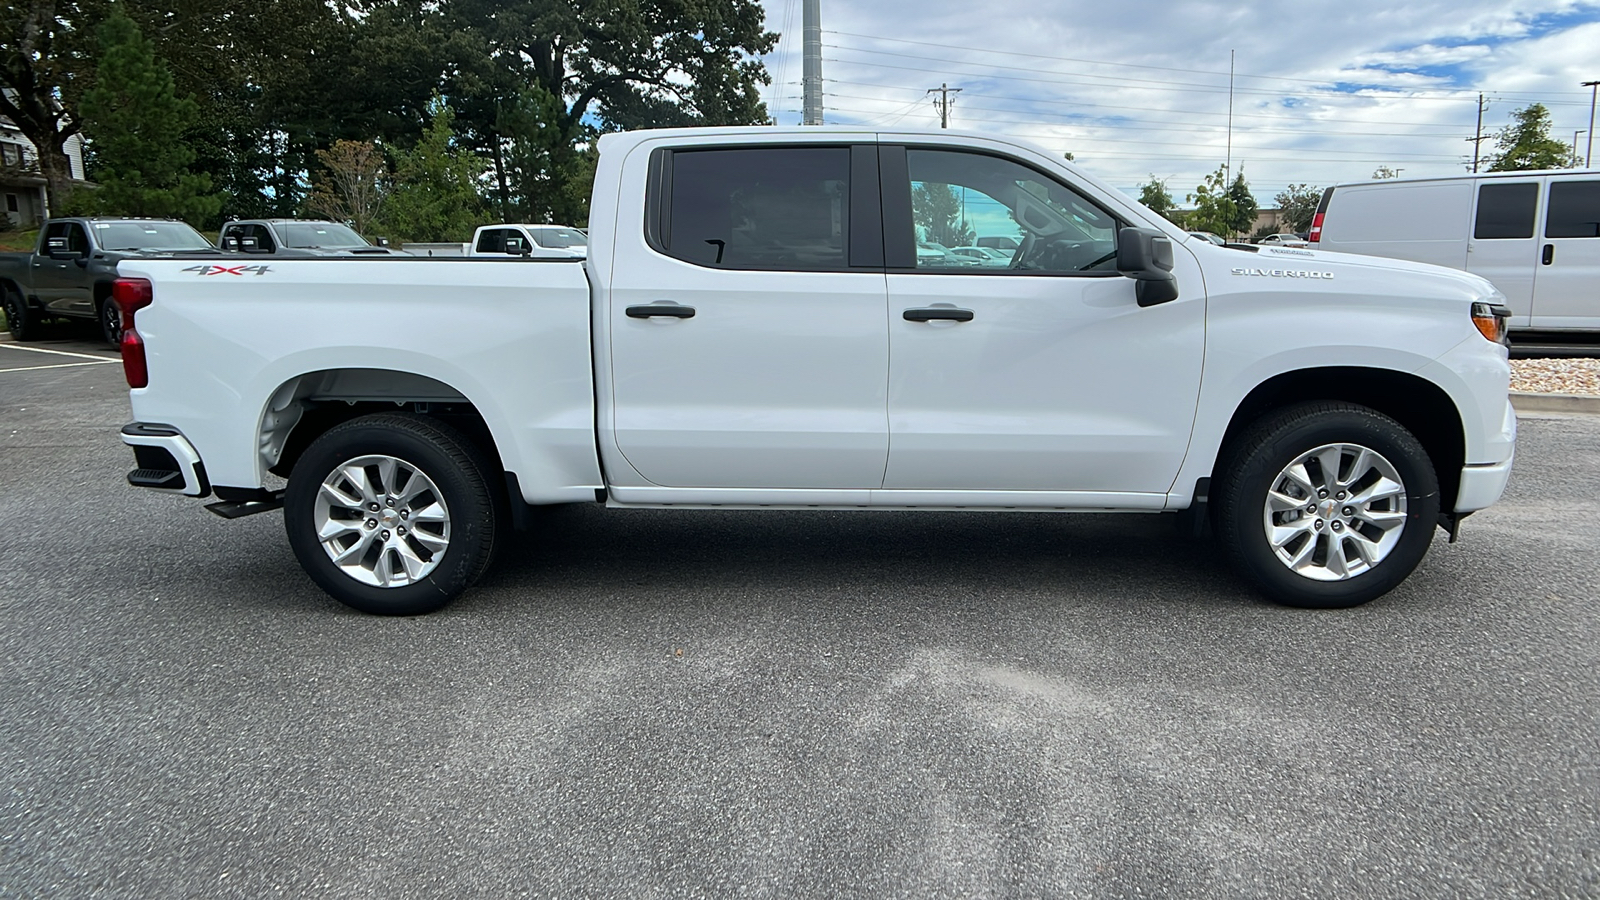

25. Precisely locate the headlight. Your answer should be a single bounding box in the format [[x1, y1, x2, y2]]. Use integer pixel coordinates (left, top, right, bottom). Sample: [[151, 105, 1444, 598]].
[[1471, 301, 1511, 346]]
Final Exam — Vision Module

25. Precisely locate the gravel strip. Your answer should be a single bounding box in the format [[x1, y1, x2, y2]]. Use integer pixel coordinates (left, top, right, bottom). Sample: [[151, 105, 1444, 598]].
[[1510, 358, 1600, 396]]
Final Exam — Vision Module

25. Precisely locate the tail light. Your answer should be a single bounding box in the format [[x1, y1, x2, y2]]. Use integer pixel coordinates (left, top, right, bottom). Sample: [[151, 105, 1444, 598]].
[[1308, 212, 1325, 243], [113, 278, 154, 388]]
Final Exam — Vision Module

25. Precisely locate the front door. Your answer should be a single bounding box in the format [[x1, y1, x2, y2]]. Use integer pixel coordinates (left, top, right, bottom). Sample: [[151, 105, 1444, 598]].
[[607, 143, 890, 489], [1530, 176, 1600, 329], [34, 221, 93, 314], [1466, 180, 1542, 328], [880, 145, 1205, 499]]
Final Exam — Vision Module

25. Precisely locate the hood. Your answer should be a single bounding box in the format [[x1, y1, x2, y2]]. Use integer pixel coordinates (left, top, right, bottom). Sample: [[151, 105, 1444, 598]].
[[1197, 241, 1501, 302]]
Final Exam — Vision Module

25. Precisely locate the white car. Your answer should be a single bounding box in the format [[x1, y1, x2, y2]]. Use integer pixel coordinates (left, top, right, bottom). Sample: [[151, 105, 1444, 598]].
[[948, 246, 1012, 266], [1258, 233, 1310, 247], [114, 126, 1515, 616]]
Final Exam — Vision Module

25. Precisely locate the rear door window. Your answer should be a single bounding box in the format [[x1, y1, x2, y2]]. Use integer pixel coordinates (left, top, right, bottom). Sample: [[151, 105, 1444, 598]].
[[656, 147, 852, 270], [1545, 180, 1600, 238], [1474, 183, 1539, 239]]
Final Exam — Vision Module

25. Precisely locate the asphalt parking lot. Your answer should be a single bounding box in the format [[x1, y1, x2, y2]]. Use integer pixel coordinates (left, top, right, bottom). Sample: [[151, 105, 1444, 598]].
[[2, 339, 1598, 899]]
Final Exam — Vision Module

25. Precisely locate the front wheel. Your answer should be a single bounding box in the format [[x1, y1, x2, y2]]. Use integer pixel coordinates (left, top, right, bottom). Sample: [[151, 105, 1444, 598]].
[[284, 414, 500, 615], [3, 286, 37, 342], [1213, 402, 1440, 609]]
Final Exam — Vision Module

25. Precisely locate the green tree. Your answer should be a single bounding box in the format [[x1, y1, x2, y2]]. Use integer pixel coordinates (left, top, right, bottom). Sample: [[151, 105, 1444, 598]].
[[441, 0, 776, 223], [1136, 175, 1175, 220], [1274, 183, 1320, 233], [1186, 166, 1239, 237], [1226, 169, 1258, 236], [1488, 103, 1576, 171], [0, 0, 100, 213], [380, 101, 488, 242], [912, 182, 975, 247], [77, 11, 221, 223]]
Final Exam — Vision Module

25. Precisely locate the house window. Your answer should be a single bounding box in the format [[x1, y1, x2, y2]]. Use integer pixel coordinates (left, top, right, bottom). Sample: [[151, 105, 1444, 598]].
[[0, 143, 21, 167], [6, 194, 18, 213]]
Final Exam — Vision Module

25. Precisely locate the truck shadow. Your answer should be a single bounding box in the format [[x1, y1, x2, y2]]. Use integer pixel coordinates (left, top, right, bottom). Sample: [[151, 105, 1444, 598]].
[[476, 503, 1248, 610]]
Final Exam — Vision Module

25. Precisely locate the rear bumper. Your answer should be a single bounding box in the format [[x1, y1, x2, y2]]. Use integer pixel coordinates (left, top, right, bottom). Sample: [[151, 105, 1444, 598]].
[[1455, 451, 1513, 513], [121, 422, 210, 497]]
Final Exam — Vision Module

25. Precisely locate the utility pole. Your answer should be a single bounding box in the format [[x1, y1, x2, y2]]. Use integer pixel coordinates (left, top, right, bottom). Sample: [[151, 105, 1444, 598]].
[[801, 0, 822, 125], [927, 83, 962, 128], [1466, 93, 1490, 173], [1584, 80, 1598, 167], [1225, 50, 1235, 176]]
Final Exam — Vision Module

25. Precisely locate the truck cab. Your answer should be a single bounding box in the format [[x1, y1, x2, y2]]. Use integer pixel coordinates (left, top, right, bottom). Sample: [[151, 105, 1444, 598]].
[[218, 219, 408, 257]]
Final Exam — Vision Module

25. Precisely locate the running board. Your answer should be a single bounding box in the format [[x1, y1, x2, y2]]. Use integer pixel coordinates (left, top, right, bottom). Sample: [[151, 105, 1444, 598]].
[[205, 491, 286, 519]]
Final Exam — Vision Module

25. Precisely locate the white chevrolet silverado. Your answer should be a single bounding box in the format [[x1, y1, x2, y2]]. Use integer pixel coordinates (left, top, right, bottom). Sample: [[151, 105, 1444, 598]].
[[115, 127, 1516, 615]]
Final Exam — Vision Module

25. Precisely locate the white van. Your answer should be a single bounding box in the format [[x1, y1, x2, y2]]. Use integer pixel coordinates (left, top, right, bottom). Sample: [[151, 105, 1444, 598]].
[[1311, 169, 1600, 331]]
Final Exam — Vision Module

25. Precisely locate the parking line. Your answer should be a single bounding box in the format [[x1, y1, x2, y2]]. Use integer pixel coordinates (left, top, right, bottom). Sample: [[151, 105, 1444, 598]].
[[1, 360, 119, 373], [0, 344, 120, 362]]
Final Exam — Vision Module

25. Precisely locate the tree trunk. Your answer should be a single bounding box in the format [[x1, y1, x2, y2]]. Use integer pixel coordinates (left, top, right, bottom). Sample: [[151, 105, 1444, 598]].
[[37, 140, 76, 217]]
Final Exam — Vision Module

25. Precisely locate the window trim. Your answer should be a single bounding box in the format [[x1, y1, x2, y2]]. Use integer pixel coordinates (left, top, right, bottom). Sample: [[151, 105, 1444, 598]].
[[643, 142, 884, 273], [883, 142, 1128, 278]]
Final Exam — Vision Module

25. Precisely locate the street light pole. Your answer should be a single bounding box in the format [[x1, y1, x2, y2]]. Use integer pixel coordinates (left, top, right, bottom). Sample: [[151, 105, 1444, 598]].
[[1584, 80, 1599, 167]]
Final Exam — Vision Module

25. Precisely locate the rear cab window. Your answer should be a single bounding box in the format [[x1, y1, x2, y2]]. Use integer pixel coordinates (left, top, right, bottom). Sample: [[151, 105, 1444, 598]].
[[647, 145, 870, 271]]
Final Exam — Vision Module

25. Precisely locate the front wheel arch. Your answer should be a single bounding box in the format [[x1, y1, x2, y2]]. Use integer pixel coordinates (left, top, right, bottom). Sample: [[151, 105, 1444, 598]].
[[1213, 367, 1465, 517]]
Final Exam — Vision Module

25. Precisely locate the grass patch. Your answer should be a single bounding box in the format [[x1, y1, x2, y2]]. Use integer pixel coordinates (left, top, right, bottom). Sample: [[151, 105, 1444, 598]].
[[0, 230, 39, 253]]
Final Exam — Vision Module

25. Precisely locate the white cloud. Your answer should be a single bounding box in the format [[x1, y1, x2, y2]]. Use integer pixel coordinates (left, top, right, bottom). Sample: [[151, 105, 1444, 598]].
[[758, 0, 1600, 199]]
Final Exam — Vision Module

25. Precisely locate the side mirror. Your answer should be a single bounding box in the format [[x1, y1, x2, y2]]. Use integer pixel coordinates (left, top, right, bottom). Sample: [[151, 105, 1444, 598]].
[[374, 236, 390, 247], [1116, 227, 1179, 308], [46, 236, 83, 260], [239, 236, 261, 253], [221, 235, 240, 251], [504, 236, 530, 256]]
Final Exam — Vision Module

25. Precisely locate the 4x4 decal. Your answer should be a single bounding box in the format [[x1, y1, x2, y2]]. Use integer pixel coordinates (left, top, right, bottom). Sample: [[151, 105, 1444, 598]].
[[182, 264, 272, 277]]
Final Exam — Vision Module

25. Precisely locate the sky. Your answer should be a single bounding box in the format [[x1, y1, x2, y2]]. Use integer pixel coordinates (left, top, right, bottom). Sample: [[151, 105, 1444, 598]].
[[756, 0, 1600, 206]]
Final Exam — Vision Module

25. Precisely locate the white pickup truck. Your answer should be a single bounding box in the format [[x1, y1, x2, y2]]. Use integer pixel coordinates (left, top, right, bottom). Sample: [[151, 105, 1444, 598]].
[[115, 127, 1516, 615]]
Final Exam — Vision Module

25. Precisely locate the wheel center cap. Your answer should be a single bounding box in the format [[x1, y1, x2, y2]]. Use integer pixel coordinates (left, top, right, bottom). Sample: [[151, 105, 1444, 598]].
[[380, 509, 400, 527], [1321, 500, 1339, 518]]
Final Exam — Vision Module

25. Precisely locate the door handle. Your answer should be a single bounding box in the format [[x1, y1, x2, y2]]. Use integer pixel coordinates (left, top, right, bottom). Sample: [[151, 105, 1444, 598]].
[[1542, 244, 1554, 265], [626, 303, 696, 319], [903, 307, 974, 322]]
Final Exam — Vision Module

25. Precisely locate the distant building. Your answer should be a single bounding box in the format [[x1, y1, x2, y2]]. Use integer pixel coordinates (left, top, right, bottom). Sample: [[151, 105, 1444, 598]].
[[0, 117, 88, 229]]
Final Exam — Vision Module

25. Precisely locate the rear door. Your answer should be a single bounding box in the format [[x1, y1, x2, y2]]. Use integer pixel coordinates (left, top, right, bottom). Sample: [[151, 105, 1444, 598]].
[[606, 143, 890, 489], [1530, 175, 1600, 329], [1466, 179, 1543, 328]]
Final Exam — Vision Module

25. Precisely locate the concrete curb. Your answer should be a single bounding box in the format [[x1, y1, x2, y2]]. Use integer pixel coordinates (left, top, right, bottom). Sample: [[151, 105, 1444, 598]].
[[1511, 392, 1600, 414]]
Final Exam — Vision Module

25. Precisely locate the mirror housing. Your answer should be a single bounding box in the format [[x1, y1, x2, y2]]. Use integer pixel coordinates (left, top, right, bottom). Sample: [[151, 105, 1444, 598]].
[[504, 236, 531, 256], [1116, 227, 1179, 307]]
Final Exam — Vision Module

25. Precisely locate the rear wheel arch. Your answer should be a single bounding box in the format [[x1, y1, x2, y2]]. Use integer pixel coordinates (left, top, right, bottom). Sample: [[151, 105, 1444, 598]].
[[1213, 367, 1465, 512], [260, 369, 508, 490]]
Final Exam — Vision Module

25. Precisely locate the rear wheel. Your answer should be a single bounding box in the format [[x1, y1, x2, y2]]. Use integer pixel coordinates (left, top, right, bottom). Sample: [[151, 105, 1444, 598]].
[[3, 286, 37, 342], [1213, 402, 1439, 609], [99, 297, 122, 346], [284, 414, 500, 615]]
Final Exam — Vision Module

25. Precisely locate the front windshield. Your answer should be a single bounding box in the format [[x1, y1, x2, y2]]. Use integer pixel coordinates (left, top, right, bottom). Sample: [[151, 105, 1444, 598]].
[[277, 222, 370, 249], [532, 227, 587, 249], [92, 221, 213, 251]]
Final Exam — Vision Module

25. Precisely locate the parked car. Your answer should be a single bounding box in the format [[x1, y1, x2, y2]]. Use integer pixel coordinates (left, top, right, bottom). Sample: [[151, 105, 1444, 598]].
[[470, 224, 587, 257], [114, 126, 1514, 616], [1310, 169, 1599, 332], [975, 235, 1020, 255], [949, 246, 1012, 266], [0, 217, 214, 344], [1188, 231, 1227, 246], [1257, 233, 1310, 247], [218, 219, 409, 256]]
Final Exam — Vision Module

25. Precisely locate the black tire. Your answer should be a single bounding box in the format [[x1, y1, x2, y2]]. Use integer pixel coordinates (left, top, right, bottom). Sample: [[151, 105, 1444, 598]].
[[1212, 402, 1440, 609], [3, 285, 37, 342], [99, 296, 122, 347], [284, 413, 501, 615]]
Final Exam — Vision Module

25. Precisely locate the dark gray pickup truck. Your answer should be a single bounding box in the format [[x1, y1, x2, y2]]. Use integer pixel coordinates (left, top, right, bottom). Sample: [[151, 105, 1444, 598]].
[[0, 217, 215, 344]]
